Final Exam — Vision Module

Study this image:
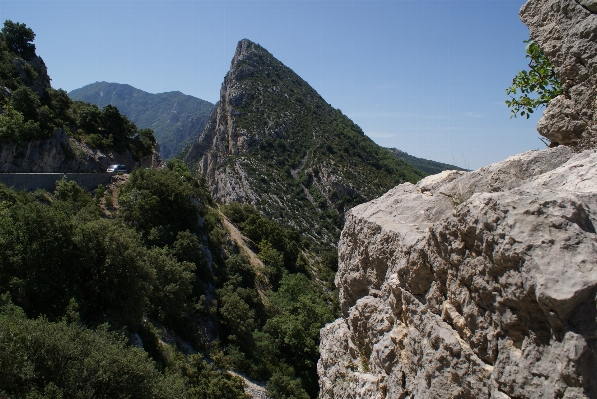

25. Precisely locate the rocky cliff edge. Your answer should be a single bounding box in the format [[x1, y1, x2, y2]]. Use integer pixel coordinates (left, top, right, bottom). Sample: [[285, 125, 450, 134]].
[[318, 146, 597, 398], [0, 128, 162, 173]]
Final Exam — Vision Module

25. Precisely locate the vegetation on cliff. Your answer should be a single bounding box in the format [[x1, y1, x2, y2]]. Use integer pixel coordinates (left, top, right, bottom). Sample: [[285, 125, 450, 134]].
[[506, 39, 562, 119], [0, 20, 156, 160], [0, 159, 337, 397]]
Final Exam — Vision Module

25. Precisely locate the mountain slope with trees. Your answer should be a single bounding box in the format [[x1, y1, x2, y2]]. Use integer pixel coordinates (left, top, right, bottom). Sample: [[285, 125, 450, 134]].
[[0, 22, 345, 398], [69, 82, 215, 159], [0, 21, 159, 172], [385, 147, 466, 175], [185, 39, 427, 249]]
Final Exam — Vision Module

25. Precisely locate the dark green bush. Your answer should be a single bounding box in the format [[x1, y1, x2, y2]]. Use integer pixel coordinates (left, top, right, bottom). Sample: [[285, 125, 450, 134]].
[[0, 300, 186, 399]]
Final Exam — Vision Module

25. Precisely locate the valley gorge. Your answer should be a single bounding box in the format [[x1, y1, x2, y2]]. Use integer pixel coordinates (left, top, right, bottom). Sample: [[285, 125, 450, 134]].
[[0, 0, 596, 397]]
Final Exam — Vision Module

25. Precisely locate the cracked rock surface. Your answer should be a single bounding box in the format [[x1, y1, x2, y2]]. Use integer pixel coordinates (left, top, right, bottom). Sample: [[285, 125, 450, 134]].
[[521, 0, 597, 150], [318, 147, 597, 399]]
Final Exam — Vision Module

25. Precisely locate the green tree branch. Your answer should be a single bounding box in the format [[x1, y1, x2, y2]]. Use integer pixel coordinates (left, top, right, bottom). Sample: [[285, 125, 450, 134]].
[[506, 40, 562, 119]]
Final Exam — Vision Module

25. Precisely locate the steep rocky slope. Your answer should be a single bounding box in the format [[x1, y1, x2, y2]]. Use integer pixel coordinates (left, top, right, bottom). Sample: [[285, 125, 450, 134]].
[[69, 82, 214, 159], [318, 147, 597, 398], [185, 39, 425, 247]]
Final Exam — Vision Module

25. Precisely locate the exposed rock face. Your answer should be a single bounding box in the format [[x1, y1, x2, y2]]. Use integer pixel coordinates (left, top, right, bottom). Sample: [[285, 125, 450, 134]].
[[318, 146, 597, 398], [521, 0, 597, 150], [12, 55, 51, 97], [185, 39, 260, 200], [0, 128, 161, 173]]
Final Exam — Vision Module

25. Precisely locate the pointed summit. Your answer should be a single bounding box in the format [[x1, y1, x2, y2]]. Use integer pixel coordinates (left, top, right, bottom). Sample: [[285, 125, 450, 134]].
[[185, 40, 425, 246], [230, 38, 258, 67]]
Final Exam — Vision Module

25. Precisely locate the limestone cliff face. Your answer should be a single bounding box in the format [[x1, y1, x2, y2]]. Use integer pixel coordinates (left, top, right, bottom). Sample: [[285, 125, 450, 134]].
[[318, 2, 597, 397], [318, 147, 597, 398], [0, 128, 161, 173], [185, 39, 265, 205], [521, 0, 597, 150]]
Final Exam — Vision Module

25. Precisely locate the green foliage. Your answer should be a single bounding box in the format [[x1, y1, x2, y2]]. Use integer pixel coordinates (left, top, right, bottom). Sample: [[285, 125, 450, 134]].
[[0, 20, 36, 59], [46, 87, 73, 122], [0, 100, 41, 142], [167, 158, 194, 180], [182, 354, 251, 399], [0, 301, 188, 399], [72, 219, 154, 329], [0, 86, 73, 141], [70, 102, 156, 157], [262, 273, 335, 396], [506, 40, 563, 119], [217, 283, 257, 348], [146, 247, 195, 324], [94, 183, 105, 200], [11, 86, 40, 121], [258, 240, 285, 290], [170, 230, 210, 281], [0, 200, 76, 318], [54, 177, 95, 210], [215, 201, 338, 396], [119, 167, 205, 244], [0, 175, 339, 397], [266, 372, 310, 399], [221, 202, 300, 272], [223, 254, 256, 289]]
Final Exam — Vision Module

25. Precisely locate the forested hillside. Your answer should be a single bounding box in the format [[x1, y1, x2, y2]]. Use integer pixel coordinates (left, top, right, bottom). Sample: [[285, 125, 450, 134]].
[[69, 82, 214, 159], [0, 20, 340, 398], [0, 160, 338, 398], [385, 147, 467, 175], [0, 22, 156, 163]]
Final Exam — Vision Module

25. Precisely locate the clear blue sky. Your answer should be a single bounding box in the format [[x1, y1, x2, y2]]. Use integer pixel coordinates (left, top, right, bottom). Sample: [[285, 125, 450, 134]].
[[1, 0, 540, 170]]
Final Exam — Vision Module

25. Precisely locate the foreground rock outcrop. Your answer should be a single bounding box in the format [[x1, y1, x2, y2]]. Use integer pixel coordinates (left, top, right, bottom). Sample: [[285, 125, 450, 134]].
[[318, 146, 597, 398]]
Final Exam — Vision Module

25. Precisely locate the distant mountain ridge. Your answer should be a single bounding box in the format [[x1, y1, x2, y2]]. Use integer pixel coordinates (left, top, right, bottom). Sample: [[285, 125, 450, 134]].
[[184, 39, 426, 247], [385, 147, 466, 175], [68, 82, 215, 159]]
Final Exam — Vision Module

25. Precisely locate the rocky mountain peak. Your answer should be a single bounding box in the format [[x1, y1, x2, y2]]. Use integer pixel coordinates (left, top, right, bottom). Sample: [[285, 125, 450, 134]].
[[185, 39, 424, 247], [230, 38, 258, 68]]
